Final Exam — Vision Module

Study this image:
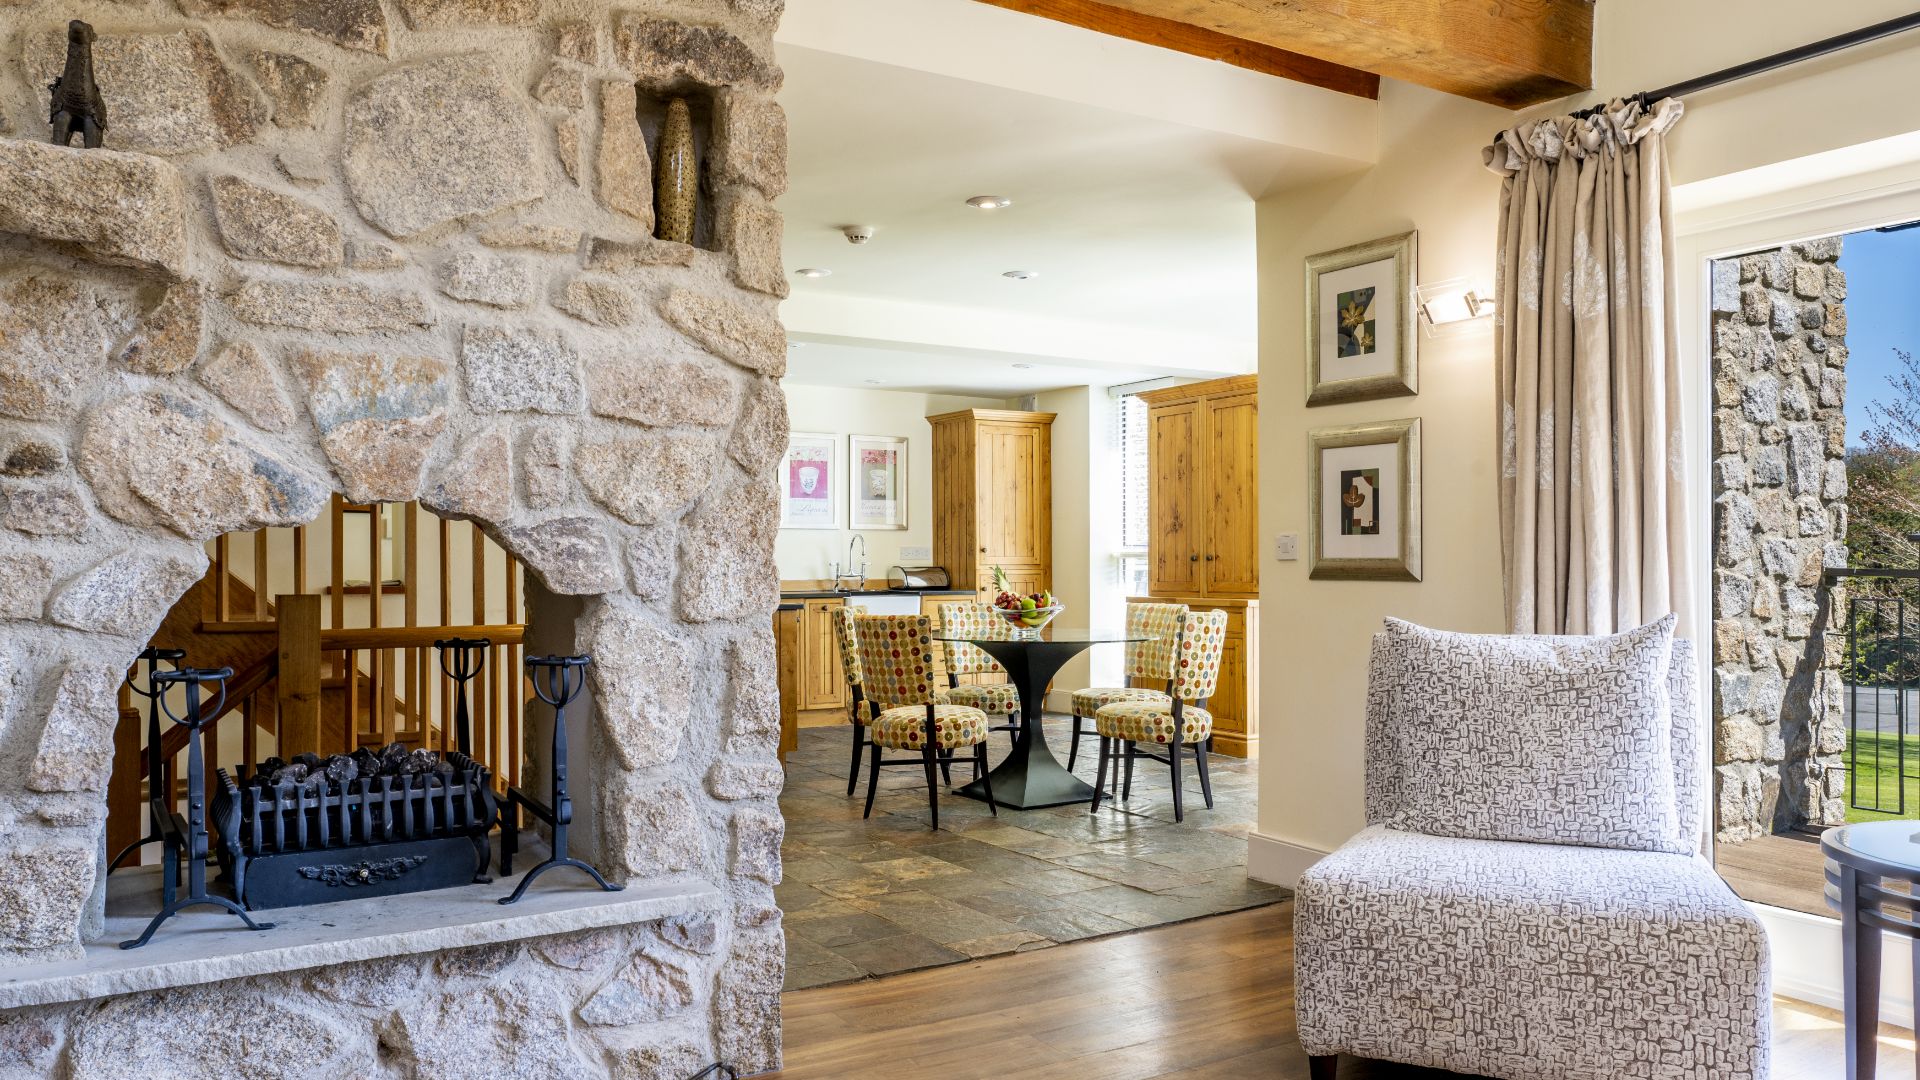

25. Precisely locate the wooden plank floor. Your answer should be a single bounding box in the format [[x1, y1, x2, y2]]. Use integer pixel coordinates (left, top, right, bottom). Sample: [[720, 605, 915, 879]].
[[770, 903, 1914, 1079], [1718, 830, 1831, 917]]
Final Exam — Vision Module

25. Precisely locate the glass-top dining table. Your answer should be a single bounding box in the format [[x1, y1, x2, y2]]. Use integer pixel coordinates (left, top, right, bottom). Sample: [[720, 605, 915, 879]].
[[932, 628, 1143, 810]]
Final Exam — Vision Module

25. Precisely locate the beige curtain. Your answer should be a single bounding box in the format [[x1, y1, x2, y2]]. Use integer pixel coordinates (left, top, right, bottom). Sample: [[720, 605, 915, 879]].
[[1486, 98, 1693, 636]]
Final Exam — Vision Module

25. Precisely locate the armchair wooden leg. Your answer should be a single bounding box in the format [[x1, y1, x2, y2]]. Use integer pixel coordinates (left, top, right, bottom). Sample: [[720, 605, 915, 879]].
[[1007, 707, 1020, 747], [862, 744, 882, 819], [1194, 741, 1214, 809], [1168, 736, 1185, 822], [920, 747, 941, 831], [846, 721, 865, 798], [1308, 1055, 1337, 1080], [937, 748, 952, 786], [1090, 736, 1109, 814], [975, 741, 996, 816], [1067, 716, 1082, 772], [1121, 741, 1135, 802]]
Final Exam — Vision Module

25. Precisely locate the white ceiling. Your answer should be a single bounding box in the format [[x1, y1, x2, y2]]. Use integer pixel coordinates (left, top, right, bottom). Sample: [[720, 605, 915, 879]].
[[785, 338, 1185, 398], [773, 0, 1378, 396]]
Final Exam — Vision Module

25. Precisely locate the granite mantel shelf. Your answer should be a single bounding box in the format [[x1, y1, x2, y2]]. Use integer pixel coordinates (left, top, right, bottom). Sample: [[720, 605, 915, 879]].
[[0, 851, 724, 1010]]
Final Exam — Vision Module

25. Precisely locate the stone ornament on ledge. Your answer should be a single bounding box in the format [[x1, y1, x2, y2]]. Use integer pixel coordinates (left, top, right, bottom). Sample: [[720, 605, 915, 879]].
[[47, 20, 106, 148]]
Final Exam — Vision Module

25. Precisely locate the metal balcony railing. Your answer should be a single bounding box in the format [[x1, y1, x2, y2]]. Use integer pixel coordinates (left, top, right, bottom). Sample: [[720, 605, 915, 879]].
[[1826, 567, 1920, 815]]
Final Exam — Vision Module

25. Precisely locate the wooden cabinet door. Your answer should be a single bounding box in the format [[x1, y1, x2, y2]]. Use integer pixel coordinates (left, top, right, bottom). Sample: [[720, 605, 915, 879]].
[[1148, 401, 1202, 595], [1202, 393, 1259, 596], [799, 599, 847, 712], [975, 422, 1049, 566]]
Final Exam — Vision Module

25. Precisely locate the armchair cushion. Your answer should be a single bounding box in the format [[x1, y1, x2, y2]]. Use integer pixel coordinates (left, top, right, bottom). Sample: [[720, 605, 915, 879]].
[[1295, 825, 1770, 1079], [1375, 614, 1687, 855]]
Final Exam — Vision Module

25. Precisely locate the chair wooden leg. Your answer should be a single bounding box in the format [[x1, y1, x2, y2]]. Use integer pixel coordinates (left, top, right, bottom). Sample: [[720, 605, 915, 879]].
[[862, 743, 882, 819], [846, 721, 865, 797], [1067, 716, 1082, 772], [1121, 741, 1135, 802], [1308, 1055, 1337, 1080], [975, 742, 996, 817], [1007, 707, 1020, 747], [1168, 736, 1185, 822], [1090, 736, 1109, 815], [1194, 741, 1214, 809], [937, 748, 952, 786], [921, 747, 941, 831]]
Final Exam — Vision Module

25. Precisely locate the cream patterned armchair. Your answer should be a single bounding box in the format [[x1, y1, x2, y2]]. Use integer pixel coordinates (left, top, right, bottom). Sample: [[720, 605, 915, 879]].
[[1294, 621, 1771, 1080]]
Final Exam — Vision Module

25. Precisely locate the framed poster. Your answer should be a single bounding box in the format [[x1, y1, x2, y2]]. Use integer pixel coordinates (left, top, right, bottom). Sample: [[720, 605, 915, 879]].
[[848, 434, 907, 530], [1308, 418, 1421, 581], [780, 432, 838, 529], [1305, 231, 1418, 406]]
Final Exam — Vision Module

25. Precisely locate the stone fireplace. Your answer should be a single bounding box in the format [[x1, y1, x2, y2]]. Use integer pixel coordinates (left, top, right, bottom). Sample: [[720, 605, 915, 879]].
[[0, 0, 789, 1074]]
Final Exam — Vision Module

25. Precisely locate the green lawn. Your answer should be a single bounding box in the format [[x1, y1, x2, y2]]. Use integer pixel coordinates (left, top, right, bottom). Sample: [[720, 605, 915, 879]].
[[1845, 729, 1920, 823]]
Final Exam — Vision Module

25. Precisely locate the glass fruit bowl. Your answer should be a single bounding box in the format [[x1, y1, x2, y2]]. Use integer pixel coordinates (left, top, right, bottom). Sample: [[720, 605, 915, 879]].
[[992, 603, 1063, 638]]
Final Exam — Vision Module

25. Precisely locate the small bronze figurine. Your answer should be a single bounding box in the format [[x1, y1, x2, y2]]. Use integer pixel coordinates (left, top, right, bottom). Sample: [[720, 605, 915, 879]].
[[48, 20, 107, 149]]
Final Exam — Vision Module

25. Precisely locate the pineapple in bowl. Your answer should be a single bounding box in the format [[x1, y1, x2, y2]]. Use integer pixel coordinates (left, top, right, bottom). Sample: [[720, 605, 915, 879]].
[[990, 566, 1063, 638]]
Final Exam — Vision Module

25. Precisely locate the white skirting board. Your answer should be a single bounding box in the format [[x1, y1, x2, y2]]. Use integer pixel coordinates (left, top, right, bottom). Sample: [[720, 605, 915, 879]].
[[1245, 830, 1916, 1031]]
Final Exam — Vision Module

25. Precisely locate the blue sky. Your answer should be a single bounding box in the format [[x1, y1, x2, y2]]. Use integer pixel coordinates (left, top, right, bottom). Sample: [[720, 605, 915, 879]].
[[1836, 225, 1920, 445]]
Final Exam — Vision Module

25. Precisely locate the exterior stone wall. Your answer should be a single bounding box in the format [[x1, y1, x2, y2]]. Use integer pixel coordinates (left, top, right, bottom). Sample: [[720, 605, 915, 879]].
[[1710, 239, 1849, 841], [0, 0, 788, 1072]]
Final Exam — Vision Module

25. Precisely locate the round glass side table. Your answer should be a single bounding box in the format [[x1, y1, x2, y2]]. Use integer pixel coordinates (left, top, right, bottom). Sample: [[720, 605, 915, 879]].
[[1822, 820, 1920, 1080]]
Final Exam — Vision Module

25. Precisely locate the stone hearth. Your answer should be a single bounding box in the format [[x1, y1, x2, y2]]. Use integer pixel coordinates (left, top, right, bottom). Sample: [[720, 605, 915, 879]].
[[0, 0, 788, 1073]]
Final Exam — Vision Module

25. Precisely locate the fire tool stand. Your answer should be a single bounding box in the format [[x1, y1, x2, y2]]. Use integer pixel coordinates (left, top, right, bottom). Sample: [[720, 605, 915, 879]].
[[121, 667, 275, 949], [498, 654, 622, 905], [107, 647, 187, 895], [434, 636, 489, 756]]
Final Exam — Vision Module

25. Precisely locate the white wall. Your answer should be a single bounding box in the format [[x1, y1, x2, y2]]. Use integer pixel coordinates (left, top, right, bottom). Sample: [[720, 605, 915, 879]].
[[1035, 385, 1124, 704], [775, 383, 1007, 582], [1249, 0, 1920, 884]]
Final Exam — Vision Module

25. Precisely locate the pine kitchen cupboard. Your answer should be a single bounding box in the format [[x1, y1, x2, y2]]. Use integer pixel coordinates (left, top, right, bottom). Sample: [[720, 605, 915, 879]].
[[798, 597, 848, 713], [1138, 374, 1260, 758], [928, 409, 1055, 601]]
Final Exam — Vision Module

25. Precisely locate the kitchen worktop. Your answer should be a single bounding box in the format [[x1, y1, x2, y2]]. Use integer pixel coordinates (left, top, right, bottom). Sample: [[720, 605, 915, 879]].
[[777, 588, 974, 599]]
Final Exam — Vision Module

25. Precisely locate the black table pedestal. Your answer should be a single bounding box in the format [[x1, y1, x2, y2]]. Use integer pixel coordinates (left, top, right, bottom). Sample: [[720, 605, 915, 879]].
[[953, 638, 1100, 810]]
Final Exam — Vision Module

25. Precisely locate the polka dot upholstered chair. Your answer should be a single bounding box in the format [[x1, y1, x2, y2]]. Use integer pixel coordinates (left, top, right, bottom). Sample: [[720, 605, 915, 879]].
[[935, 602, 1021, 745], [830, 604, 879, 798], [852, 613, 997, 830], [1066, 602, 1187, 773], [1091, 607, 1228, 823]]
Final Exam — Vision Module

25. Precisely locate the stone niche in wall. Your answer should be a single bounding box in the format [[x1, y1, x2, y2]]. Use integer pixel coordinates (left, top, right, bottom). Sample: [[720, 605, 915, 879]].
[[1709, 238, 1850, 842], [0, 0, 790, 1074]]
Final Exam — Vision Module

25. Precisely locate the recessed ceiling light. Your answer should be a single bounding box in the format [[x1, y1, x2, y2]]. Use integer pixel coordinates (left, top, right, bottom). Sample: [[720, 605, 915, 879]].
[[788, 342, 806, 349], [864, 378, 885, 385], [966, 196, 1013, 210], [795, 268, 832, 278], [1002, 270, 1039, 280], [1011, 363, 1033, 370]]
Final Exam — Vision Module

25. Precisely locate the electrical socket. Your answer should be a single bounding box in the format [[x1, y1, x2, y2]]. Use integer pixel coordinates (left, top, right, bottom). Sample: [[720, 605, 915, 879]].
[[900, 546, 931, 561]]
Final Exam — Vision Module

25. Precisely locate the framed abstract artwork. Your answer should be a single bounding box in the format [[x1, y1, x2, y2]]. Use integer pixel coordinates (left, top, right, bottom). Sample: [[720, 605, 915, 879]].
[[848, 434, 907, 530], [1305, 231, 1418, 406], [1308, 418, 1422, 581], [780, 432, 838, 529]]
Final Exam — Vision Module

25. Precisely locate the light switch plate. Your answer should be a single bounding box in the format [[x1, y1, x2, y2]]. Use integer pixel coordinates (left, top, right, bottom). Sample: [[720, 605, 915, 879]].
[[900, 546, 932, 561], [1274, 534, 1299, 561]]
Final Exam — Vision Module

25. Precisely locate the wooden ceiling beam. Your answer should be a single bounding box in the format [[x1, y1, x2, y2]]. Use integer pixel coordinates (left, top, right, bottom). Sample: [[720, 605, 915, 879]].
[[981, 0, 1593, 109], [972, 0, 1380, 99]]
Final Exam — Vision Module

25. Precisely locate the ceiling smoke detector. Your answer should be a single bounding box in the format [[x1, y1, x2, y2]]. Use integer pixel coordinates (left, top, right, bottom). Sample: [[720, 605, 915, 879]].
[[843, 225, 876, 245], [966, 195, 1013, 210]]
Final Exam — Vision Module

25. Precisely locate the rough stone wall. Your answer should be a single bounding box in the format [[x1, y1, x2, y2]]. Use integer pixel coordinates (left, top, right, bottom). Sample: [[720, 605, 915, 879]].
[[1710, 239, 1849, 841], [0, 0, 788, 1072]]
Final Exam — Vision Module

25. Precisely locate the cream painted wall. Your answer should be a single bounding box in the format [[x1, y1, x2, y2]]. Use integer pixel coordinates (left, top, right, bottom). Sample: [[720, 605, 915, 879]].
[[1252, 3, 1920, 871], [775, 383, 1007, 581], [1035, 385, 1125, 704]]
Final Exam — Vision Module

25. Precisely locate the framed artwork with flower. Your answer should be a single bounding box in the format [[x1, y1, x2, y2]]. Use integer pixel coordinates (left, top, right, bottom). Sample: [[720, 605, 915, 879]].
[[848, 434, 907, 530], [1308, 418, 1421, 581], [1305, 231, 1418, 406], [781, 432, 838, 529]]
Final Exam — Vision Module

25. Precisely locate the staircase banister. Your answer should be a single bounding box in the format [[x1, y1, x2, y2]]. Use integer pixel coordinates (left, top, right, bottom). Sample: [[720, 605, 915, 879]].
[[320, 624, 525, 651]]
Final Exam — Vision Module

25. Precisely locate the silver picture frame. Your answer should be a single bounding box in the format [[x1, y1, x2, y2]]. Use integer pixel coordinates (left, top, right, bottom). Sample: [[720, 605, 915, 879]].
[[1308, 417, 1422, 581], [1305, 231, 1418, 406]]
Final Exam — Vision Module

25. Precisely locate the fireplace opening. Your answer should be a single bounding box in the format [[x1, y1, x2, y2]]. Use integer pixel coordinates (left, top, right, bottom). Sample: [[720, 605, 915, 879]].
[[103, 495, 548, 925]]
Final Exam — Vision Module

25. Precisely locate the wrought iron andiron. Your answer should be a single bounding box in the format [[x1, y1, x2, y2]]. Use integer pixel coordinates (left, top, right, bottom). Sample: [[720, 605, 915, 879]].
[[121, 667, 275, 949], [434, 637, 490, 756], [108, 648, 187, 894], [499, 654, 622, 904], [48, 19, 106, 148]]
